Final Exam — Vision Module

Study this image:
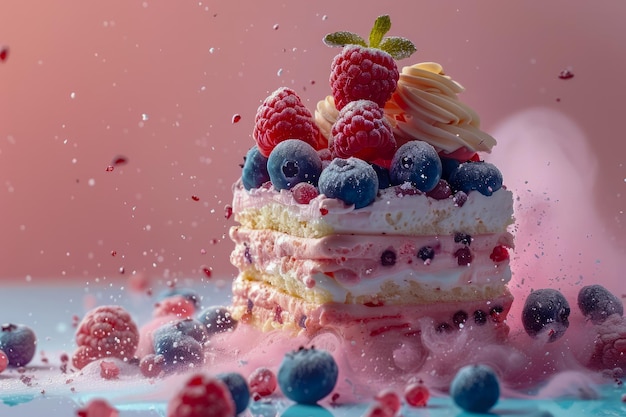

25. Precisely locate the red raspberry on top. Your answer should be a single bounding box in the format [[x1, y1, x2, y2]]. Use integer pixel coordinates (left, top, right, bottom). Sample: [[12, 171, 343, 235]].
[[167, 373, 235, 417], [330, 99, 396, 161], [324, 15, 416, 111], [72, 305, 139, 370], [253, 87, 323, 157]]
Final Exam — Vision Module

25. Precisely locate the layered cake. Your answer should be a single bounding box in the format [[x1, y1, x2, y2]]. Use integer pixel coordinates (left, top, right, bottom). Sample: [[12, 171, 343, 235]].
[[230, 16, 516, 375]]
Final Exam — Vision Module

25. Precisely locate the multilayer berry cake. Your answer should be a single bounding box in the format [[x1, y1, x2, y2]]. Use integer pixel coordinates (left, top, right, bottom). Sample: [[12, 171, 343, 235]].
[[230, 16, 515, 371]]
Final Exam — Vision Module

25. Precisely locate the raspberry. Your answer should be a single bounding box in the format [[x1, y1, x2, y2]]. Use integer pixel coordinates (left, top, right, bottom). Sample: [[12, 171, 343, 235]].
[[330, 45, 399, 111], [253, 87, 322, 157], [291, 182, 319, 204], [248, 367, 277, 397], [490, 245, 510, 262], [153, 295, 196, 319], [167, 373, 236, 417], [330, 100, 396, 161], [72, 305, 139, 370], [404, 381, 430, 407], [76, 398, 119, 417]]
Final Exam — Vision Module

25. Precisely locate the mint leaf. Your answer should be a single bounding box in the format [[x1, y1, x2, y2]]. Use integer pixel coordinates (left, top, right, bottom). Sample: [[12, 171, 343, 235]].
[[369, 15, 391, 48], [323, 31, 367, 47], [379, 36, 417, 60]]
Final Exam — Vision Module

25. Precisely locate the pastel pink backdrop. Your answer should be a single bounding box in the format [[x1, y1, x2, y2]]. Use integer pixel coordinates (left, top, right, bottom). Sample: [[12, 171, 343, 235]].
[[1, 1, 625, 298]]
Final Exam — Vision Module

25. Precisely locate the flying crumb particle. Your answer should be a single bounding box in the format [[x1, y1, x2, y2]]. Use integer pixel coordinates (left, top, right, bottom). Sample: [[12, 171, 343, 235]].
[[558, 68, 574, 80]]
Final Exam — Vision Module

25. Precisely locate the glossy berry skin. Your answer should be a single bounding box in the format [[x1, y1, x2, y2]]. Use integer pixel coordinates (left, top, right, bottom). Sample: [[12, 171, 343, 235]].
[[450, 364, 500, 413], [254, 87, 322, 157], [242, 146, 270, 190], [449, 161, 503, 196], [522, 289, 570, 342], [330, 45, 399, 111], [291, 182, 319, 204], [217, 372, 250, 414], [197, 306, 238, 336], [440, 156, 461, 181], [248, 367, 278, 397], [390, 141, 442, 192], [577, 284, 623, 324], [267, 139, 323, 191], [318, 157, 379, 209], [404, 382, 430, 407], [330, 100, 396, 161], [0, 324, 36, 367], [277, 347, 338, 404]]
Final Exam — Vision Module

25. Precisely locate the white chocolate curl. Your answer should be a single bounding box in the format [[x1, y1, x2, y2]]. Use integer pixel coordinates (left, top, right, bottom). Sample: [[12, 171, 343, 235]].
[[384, 62, 497, 154]]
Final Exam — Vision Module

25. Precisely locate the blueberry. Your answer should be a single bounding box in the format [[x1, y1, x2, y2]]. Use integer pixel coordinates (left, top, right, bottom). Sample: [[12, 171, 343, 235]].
[[449, 161, 503, 196], [217, 372, 250, 414], [440, 156, 461, 181], [417, 246, 435, 262], [277, 347, 338, 404], [522, 289, 570, 342], [318, 157, 378, 209], [172, 318, 209, 344], [0, 323, 36, 367], [390, 141, 442, 192], [267, 139, 323, 190], [577, 284, 623, 324], [450, 364, 500, 413], [153, 323, 204, 370], [197, 306, 238, 336], [158, 287, 202, 309], [242, 145, 270, 190], [380, 249, 396, 266], [453, 311, 468, 328], [370, 163, 391, 189]]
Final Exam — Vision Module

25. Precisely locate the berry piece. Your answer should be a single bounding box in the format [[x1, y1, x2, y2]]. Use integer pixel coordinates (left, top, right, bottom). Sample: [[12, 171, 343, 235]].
[[404, 381, 430, 407], [73, 306, 139, 370], [217, 372, 250, 414], [390, 141, 442, 192], [153, 320, 207, 370], [77, 398, 119, 417], [474, 310, 487, 325], [100, 360, 120, 380], [253, 87, 322, 157], [248, 367, 278, 397], [522, 289, 570, 342], [153, 295, 196, 319], [197, 306, 238, 336], [242, 146, 270, 190], [426, 179, 452, 200], [577, 284, 624, 324], [330, 100, 396, 161], [139, 353, 165, 378], [449, 161, 503, 196], [277, 346, 338, 404], [490, 245, 510, 262], [453, 191, 468, 207], [455, 247, 473, 266], [371, 163, 391, 189], [454, 232, 472, 246], [324, 16, 415, 111], [167, 373, 235, 417], [453, 311, 469, 328], [374, 389, 401, 415], [380, 249, 396, 266], [417, 246, 435, 263], [158, 288, 202, 309], [450, 364, 500, 413], [291, 182, 320, 204], [0, 324, 36, 367], [318, 157, 379, 209], [267, 139, 323, 190], [0, 350, 8, 373]]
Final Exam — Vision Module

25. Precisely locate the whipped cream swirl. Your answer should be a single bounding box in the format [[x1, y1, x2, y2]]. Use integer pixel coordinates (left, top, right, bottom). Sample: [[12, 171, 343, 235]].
[[384, 62, 496, 155]]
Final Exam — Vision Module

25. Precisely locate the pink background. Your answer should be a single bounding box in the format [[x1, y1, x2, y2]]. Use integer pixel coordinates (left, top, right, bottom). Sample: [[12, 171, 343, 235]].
[[1, 1, 625, 292]]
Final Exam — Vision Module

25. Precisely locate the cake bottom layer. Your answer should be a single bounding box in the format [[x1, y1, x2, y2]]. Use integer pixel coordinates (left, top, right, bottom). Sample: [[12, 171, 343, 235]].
[[231, 277, 514, 384]]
